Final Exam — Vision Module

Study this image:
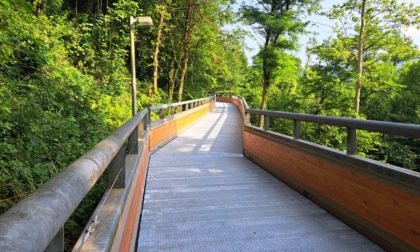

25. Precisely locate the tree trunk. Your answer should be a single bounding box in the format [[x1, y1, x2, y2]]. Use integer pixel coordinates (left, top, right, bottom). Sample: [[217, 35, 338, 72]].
[[153, 10, 165, 95], [258, 60, 270, 128], [75, 0, 78, 29], [177, 0, 193, 102], [178, 45, 189, 102], [168, 50, 175, 103], [355, 0, 367, 115]]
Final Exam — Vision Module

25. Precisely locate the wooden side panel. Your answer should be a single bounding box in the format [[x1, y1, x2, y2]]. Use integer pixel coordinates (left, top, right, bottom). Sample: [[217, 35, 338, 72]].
[[230, 99, 244, 115], [150, 102, 215, 150], [118, 136, 151, 252], [243, 130, 420, 251], [215, 97, 243, 114], [215, 97, 232, 103]]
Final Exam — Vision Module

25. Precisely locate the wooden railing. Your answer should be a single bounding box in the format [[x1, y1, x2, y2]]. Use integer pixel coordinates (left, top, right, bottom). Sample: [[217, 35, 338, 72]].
[[0, 96, 215, 252], [217, 94, 420, 251]]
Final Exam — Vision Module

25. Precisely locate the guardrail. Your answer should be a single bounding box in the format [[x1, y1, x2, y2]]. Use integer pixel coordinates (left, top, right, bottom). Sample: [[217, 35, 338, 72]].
[[0, 108, 149, 252], [0, 96, 215, 252], [150, 96, 215, 121], [214, 92, 420, 155], [246, 108, 420, 155], [216, 94, 420, 251], [149, 96, 216, 152]]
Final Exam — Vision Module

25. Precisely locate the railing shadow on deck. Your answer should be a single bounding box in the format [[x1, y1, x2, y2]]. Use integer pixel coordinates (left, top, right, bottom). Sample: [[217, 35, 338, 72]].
[[214, 94, 420, 252], [0, 96, 216, 252]]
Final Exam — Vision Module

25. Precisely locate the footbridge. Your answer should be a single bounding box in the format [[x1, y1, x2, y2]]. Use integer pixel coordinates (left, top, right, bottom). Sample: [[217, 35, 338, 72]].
[[0, 95, 419, 251]]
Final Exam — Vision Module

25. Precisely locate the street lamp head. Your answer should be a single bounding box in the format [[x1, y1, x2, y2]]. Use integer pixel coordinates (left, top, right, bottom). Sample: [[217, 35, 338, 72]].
[[137, 16, 153, 26]]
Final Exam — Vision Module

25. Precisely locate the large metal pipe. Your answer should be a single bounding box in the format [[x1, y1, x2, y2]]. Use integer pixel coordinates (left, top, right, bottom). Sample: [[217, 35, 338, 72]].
[[0, 109, 148, 252]]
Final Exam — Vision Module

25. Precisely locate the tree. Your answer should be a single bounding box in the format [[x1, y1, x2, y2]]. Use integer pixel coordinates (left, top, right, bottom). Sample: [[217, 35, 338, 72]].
[[355, 0, 367, 114], [150, 0, 240, 102], [302, 38, 355, 116], [1, 0, 249, 249], [365, 61, 420, 171], [152, 5, 169, 95], [326, 0, 420, 115], [177, 0, 196, 102], [241, 0, 320, 127]]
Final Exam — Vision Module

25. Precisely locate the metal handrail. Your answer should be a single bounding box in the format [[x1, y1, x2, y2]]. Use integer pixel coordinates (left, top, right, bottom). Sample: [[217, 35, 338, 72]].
[[0, 96, 216, 251], [150, 96, 215, 121], [245, 108, 420, 155], [150, 97, 212, 111], [231, 95, 249, 110], [150, 96, 214, 111], [246, 109, 420, 138], [0, 108, 149, 252]]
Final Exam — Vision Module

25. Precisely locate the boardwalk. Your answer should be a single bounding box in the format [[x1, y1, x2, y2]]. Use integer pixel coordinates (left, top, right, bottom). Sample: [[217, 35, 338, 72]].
[[137, 102, 382, 251]]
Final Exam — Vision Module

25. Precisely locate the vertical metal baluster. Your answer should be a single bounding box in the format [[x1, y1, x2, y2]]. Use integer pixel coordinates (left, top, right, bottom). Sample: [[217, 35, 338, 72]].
[[294, 120, 301, 140], [264, 116, 270, 130], [347, 128, 357, 155], [128, 126, 139, 154], [108, 146, 126, 188]]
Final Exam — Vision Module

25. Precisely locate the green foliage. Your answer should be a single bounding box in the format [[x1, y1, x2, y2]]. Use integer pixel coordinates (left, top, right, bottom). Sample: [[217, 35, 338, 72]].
[[239, 66, 263, 109], [1, 0, 248, 248], [237, 0, 419, 171], [365, 61, 420, 171], [149, 0, 246, 102], [241, 0, 321, 128], [0, 0, 138, 249], [324, 0, 420, 114], [281, 0, 420, 171], [1, 0, 419, 250]]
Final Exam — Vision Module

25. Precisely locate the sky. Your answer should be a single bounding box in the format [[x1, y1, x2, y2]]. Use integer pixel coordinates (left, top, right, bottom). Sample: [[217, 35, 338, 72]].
[[232, 0, 420, 65]]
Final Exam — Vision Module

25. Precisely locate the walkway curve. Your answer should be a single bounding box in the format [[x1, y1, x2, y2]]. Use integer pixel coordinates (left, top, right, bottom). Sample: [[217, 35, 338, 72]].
[[137, 102, 382, 251]]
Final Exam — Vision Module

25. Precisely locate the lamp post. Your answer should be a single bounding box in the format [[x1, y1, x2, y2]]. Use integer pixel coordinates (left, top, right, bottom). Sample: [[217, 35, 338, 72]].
[[130, 16, 153, 116]]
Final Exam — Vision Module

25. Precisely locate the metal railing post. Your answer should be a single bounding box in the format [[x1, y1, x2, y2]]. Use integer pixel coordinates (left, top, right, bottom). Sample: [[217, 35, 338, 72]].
[[245, 112, 250, 125], [264, 116, 270, 131], [146, 107, 151, 131], [108, 146, 126, 188], [294, 120, 301, 140], [128, 126, 139, 154], [347, 128, 357, 155]]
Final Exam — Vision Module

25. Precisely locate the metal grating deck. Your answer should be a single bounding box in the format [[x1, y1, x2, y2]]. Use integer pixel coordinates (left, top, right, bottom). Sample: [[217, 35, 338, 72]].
[[137, 102, 383, 251]]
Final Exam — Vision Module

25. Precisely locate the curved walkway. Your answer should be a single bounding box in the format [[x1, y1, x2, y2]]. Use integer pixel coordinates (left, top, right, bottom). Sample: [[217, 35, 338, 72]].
[[137, 102, 382, 251]]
